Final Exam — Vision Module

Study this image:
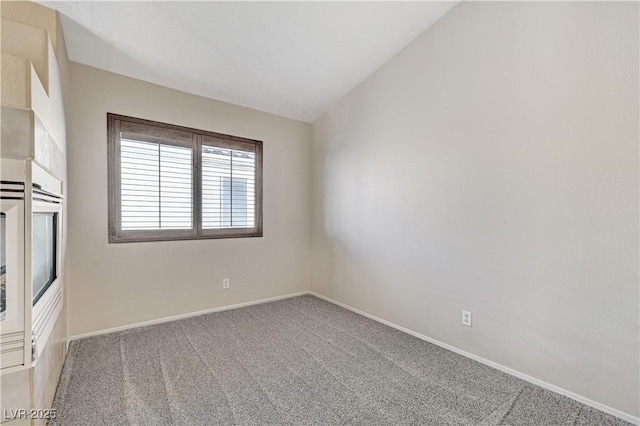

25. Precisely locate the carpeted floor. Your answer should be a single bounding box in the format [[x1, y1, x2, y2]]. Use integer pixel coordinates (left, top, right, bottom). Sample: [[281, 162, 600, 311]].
[[52, 295, 630, 425]]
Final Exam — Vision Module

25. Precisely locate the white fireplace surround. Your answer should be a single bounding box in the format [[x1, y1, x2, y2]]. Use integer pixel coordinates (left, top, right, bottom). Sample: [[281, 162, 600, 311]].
[[0, 158, 64, 373]]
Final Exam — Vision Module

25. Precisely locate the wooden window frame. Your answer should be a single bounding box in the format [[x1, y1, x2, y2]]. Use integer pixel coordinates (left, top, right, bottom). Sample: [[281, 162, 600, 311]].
[[107, 113, 263, 243]]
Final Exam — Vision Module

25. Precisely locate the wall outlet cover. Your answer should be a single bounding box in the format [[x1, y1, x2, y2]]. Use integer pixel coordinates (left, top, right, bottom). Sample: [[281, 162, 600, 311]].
[[462, 310, 472, 327]]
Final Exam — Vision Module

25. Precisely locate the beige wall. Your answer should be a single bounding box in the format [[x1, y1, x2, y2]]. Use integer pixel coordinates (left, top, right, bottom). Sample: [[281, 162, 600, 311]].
[[67, 63, 311, 336], [311, 1, 639, 418]]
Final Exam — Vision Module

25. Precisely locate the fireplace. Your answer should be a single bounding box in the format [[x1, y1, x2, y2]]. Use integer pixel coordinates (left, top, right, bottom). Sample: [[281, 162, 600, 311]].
[[30, 184, 63, 363], [0, 164, 65, 370]]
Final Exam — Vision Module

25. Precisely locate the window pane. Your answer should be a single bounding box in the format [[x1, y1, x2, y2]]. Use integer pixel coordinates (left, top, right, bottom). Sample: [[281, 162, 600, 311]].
[[121, 139, 160, 229], [159, 144, 192, 229], [202, 146, 255, 229], [121, 139, 192, 230]]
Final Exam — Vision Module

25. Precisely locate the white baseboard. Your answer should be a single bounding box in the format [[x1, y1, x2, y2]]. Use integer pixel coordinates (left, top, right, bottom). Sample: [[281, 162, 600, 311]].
[[309, 291, 639, 425], [70, 291, 310, 341]]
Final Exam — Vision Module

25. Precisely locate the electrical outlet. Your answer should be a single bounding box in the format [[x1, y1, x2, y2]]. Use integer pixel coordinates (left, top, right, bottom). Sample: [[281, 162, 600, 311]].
[[462, 310, 472, 327], [223, 278, 230, 289]]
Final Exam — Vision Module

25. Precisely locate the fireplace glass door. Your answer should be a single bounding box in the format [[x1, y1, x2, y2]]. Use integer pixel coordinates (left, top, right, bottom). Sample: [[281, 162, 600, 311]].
[[32, 212, 57, 305]]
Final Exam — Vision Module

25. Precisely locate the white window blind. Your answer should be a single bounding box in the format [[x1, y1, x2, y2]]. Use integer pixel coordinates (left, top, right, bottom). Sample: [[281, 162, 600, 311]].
[[202, 146, 256, 229], [120, 139, 193, 230]]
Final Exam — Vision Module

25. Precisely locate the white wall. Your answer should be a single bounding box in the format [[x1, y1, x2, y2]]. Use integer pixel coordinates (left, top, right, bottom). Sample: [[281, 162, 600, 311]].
[[311, 2, 639, 418], [67, 63, 311, 336]]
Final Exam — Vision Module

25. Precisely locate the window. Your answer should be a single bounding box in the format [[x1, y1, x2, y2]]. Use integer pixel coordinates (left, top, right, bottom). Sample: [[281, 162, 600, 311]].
[[107, 114, 263, 242]]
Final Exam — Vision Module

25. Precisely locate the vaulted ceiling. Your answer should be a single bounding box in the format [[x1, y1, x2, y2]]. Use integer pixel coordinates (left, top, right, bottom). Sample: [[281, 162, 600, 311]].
[[39, 1, 457, 122]]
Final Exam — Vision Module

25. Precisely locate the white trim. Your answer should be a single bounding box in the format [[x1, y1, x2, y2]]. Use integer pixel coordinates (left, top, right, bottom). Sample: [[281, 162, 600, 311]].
[[309, 291, 639, 425], [69, 291, 310, 341], [32, 283, 63, 365]]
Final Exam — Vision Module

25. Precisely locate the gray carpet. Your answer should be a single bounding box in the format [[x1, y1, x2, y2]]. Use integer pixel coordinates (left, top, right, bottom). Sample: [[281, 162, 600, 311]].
[[52, 295, 630, 425]]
